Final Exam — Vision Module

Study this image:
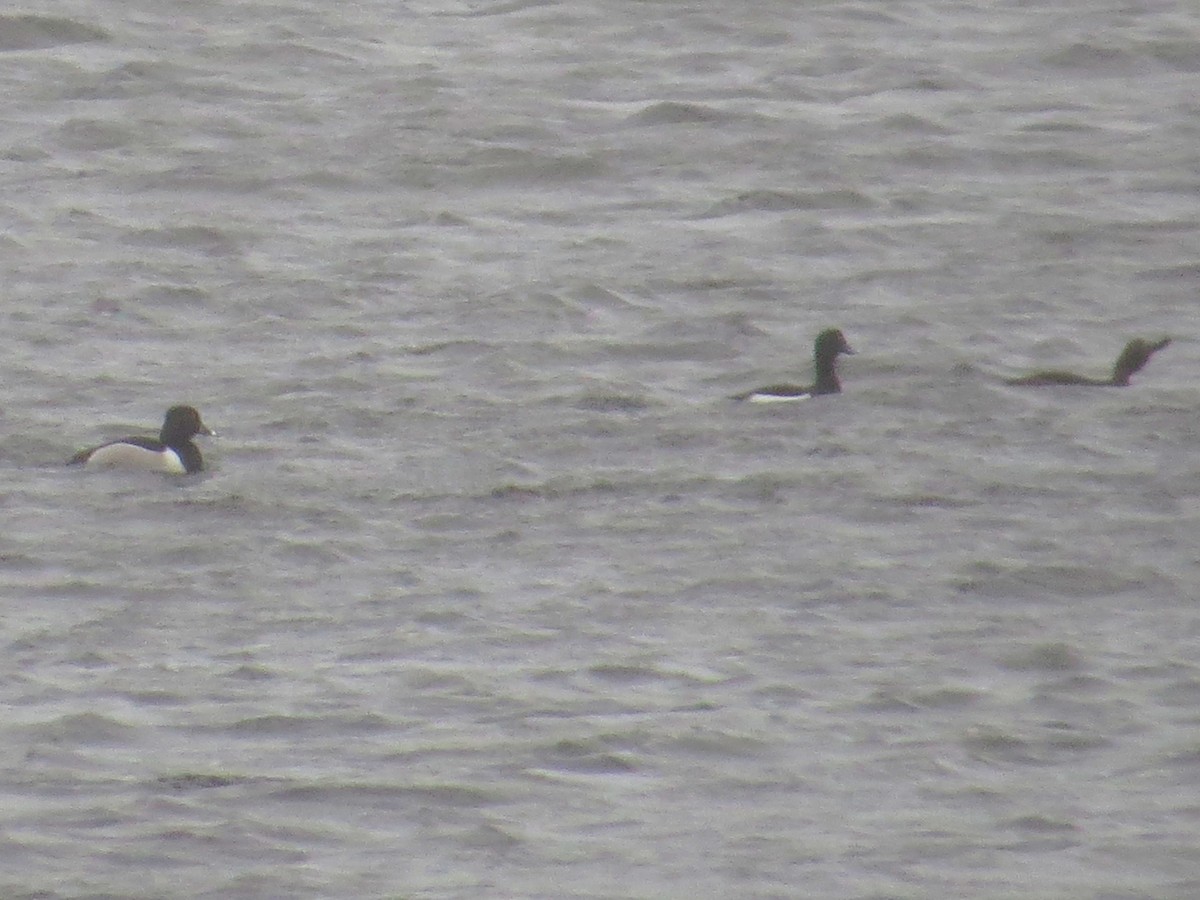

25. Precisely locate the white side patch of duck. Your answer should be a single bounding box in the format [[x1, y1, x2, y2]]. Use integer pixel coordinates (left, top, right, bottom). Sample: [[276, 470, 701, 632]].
[[746, 392, 812, 403], [84, 443, 186, 475]]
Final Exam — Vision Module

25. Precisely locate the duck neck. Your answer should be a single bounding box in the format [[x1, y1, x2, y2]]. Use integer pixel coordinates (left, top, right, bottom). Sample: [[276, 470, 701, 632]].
[[174, 441, 204, 473], [813, 356, 841, 394]]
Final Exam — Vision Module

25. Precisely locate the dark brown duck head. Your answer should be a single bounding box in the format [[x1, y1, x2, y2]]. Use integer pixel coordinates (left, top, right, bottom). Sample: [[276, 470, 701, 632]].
[[812, 328, 855, 394], [160, 405, 214, 444], [1111, 337, 1171, 386]]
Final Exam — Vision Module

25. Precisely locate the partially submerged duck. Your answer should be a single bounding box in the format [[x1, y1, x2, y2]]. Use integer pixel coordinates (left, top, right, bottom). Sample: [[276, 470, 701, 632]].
[[733, 327, 855, 402], [70, 405, 214, 474], [1006, 337, 1171, 387]]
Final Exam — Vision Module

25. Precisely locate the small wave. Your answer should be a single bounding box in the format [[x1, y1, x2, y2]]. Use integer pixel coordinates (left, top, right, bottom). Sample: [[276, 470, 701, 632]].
[[436, 0, 558, 18], [879, 112, 952, 134], [1001, 814, 1079, 834], [466, 148, 608, 186], [626, 101, 745, 126], [1152, 676, 1200, 709], [1136, 262, 1200, 282], [224, 712, 392, 735], [955, 559, 1153, 599], [272, 782, 497, 808], [1041, 41, 1144, 75], [121, 225, 249, 258], [0, 15, 107, 52], [483, 470, 722, 507], [602, 337, 740, 363], [1018, 116, 1101, 135], [962, 723, 1110, 766], [1000, 642, 1084, 673], [587, 662, 663, 683], [487, 478, 625, 503], [859, 685, 982, 712], [1142, 37, 1200, 73], [541, 739, 639, 775], [668, 730, 770, 759], [984, 147, 1101, 171], [68, 60, 209, 101], [403, 339, 494, 358], [460, 823, 522, 850], [881, 492, 979, 510], [154, 772, 244, 791], [25, 712, 134, 745], [224, 663, 275, 681], [698, 188, 874, 218], [55, 118, 136, 152], [573, 392, 652, 413]]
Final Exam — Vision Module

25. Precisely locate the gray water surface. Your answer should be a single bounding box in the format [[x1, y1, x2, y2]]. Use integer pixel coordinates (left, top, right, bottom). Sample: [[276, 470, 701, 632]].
[[2, 1, 1199, 897]]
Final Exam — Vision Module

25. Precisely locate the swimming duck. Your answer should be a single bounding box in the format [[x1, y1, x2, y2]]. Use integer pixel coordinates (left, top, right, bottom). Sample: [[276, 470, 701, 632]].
[[69, 405, 214, 474], [1006, 337, 1170, 387], [733, 327, 855, 402]]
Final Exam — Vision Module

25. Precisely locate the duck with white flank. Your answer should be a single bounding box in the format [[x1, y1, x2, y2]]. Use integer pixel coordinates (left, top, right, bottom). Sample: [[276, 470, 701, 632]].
[[733, 328, 855, 402], [70, 405, 215, 474], [1006, 337, 1170, 387]]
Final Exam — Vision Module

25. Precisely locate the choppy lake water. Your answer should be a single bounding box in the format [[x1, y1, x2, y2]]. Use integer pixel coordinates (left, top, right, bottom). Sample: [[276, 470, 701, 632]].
[[2, 1, 1199, 897]]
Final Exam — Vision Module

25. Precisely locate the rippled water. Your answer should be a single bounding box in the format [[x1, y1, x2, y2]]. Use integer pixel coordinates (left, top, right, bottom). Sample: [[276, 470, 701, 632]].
[[2, 1, 1199, 897]]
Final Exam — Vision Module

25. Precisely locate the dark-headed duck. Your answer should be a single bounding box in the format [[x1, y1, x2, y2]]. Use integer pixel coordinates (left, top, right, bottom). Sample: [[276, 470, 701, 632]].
[[733, 328, 855, 402], [1006, 337, 1170, 387], [69, 405, 215, 474]]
